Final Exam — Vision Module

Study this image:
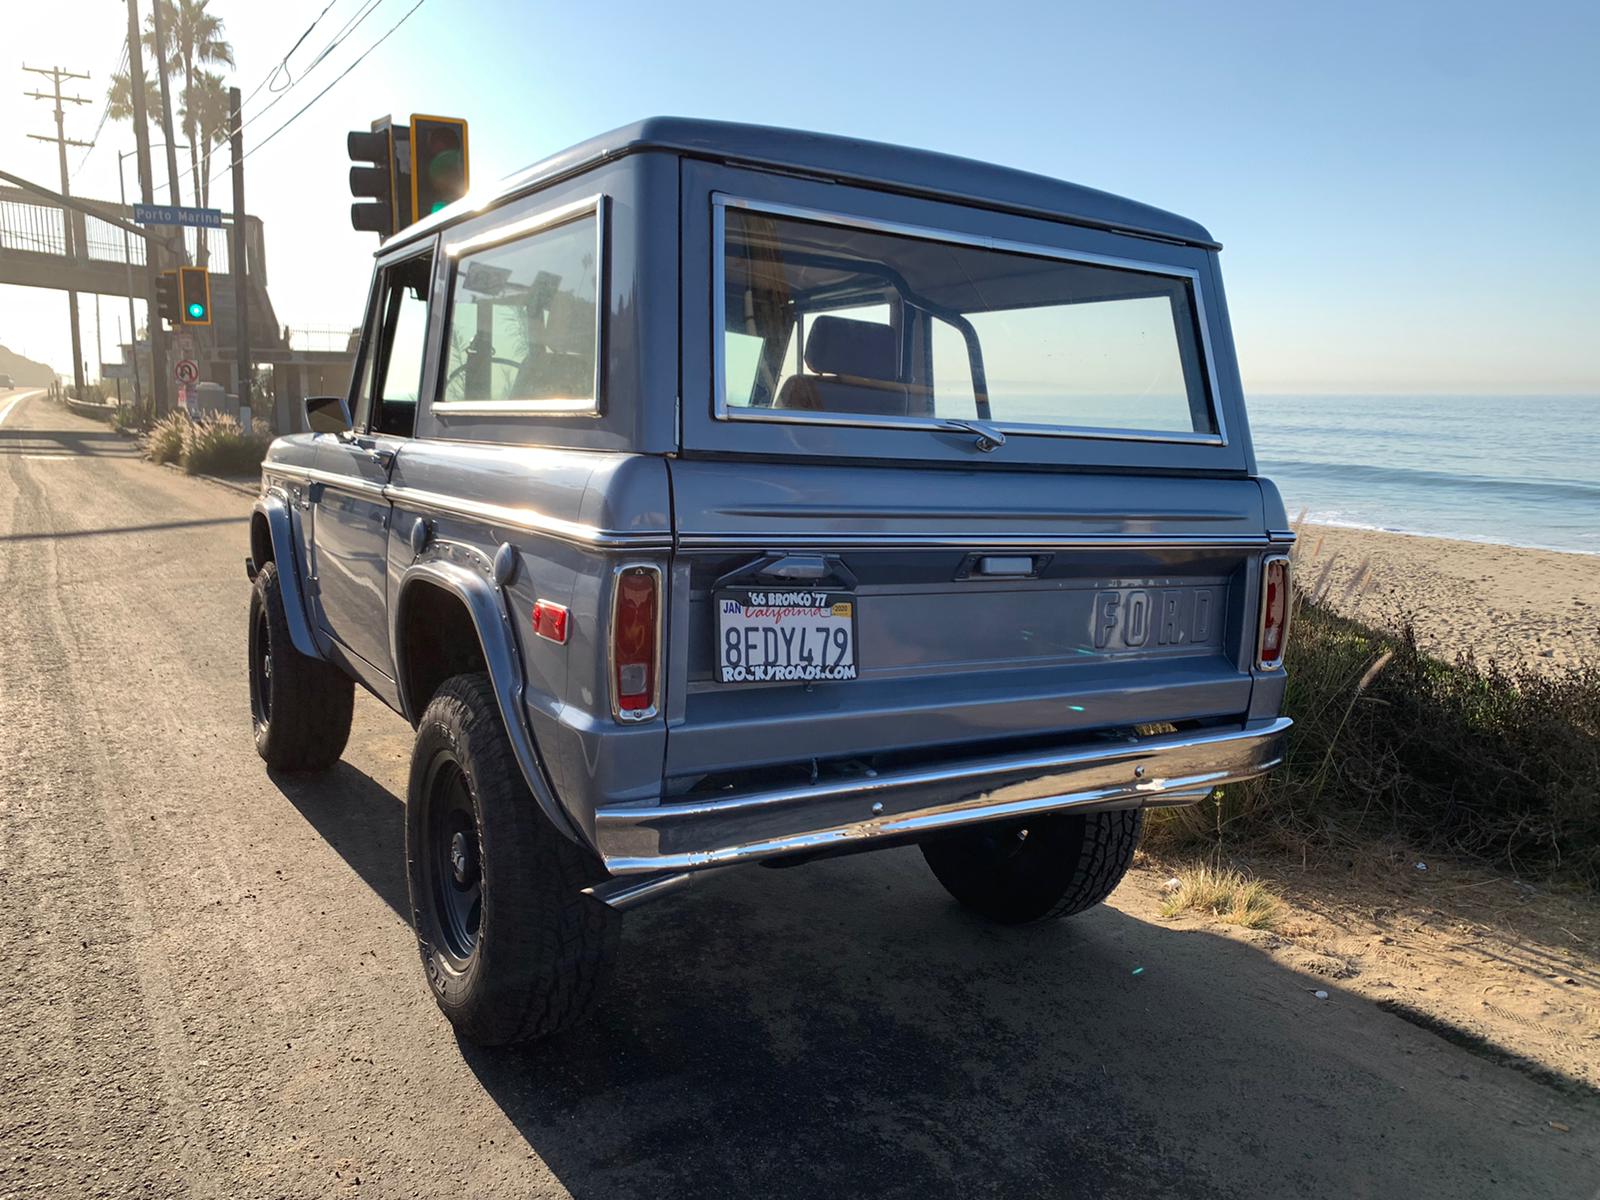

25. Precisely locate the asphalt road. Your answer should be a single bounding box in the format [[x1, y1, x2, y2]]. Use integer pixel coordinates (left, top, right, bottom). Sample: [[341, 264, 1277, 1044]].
[[2, 389, 1595, 1199]]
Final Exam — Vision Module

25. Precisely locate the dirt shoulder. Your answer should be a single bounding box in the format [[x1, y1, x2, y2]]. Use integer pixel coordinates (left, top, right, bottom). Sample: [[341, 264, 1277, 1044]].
[[1132, 850, 1600, 1101]]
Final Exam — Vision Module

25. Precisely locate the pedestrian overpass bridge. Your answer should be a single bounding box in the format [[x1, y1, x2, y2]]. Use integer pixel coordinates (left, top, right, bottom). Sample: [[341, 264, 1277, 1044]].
[[0, 184, 355, 427]]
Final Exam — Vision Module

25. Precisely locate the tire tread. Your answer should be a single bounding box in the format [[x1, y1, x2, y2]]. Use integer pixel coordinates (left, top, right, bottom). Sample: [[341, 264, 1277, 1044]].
[[408, 673, 617, 1045], [250, 562, 354, 772]]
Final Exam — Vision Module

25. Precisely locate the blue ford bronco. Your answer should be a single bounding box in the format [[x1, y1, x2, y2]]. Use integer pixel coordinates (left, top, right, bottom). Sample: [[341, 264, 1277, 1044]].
[[246, 118, 1293, 1044]]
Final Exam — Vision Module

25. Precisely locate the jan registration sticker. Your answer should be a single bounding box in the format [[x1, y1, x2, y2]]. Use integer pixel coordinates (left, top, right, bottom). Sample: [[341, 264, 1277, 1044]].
[[715, 589, 858, 684]]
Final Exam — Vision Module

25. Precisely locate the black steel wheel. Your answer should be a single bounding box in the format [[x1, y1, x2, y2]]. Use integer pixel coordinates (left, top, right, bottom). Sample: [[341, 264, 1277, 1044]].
[[421, 755, 483, 963], [405, 672, 618, 1044], [248, 561, 354, 772]]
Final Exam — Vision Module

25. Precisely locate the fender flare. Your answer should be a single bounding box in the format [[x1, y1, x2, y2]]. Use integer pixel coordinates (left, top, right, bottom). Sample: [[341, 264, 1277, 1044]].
[[392, 559, 587, 847], [251, 493, 320, 659]]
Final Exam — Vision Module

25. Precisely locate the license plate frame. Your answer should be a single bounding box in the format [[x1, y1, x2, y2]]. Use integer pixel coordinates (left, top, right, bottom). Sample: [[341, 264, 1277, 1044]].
[[714, 588, 859, 685]]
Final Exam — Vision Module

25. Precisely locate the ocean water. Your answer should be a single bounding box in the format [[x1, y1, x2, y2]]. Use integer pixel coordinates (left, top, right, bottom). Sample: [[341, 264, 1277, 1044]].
[[1247, 394, 1600, 556]]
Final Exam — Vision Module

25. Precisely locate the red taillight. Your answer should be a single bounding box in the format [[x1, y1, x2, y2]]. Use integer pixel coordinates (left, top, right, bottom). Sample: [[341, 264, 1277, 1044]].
[[1257, 555, 1291, 670], [612, 566, 660, 718], [532, 600, 569, 644]]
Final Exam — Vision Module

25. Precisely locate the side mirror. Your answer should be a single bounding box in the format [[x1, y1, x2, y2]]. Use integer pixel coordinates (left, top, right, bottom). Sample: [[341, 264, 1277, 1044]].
[[304, 394, 352, 434]]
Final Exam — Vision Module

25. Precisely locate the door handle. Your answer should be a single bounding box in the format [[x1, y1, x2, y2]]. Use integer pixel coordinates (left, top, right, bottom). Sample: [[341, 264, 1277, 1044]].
[[366, 448, 394, 468]]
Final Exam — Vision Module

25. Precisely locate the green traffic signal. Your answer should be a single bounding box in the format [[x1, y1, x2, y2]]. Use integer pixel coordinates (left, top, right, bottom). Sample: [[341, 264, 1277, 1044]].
[[410, 115, 469, 221], [178, 267, 212, 326]]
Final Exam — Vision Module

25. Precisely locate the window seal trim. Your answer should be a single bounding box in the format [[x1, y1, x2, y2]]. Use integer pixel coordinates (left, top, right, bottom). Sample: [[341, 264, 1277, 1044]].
[[711, 194, 1229, 448], [431, 193, 607, 419]]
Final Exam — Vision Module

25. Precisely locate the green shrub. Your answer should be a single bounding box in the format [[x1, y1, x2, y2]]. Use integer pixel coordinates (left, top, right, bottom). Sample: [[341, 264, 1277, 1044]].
[[1152, 596, 1600, 888], [147, 414, 186, 464], [179, 414, 273, 476], [112, 403, 154, 434]]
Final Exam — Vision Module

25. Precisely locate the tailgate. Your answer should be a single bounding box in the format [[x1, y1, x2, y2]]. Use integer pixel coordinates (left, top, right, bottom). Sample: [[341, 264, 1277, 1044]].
[[664, 459, 1267, 781]]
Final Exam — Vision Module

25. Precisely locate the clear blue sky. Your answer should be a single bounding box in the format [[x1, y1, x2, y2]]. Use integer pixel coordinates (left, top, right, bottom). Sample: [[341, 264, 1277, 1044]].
[[3, 0, 1597, 392]]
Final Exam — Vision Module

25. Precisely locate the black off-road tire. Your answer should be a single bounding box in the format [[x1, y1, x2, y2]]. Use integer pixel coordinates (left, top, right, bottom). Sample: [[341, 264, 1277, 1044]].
[[406, 673, 618, 1045], [248, 561, 354, 771], [920, 808, 1144, 924]]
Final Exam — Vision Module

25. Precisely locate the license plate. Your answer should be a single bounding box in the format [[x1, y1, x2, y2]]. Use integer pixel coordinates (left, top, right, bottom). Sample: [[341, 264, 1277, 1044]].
[[715, 589, 858, 684]]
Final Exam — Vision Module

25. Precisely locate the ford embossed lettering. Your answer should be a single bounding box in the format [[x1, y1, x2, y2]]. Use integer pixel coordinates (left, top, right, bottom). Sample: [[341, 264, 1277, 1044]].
[[717, 590, 858, 683]]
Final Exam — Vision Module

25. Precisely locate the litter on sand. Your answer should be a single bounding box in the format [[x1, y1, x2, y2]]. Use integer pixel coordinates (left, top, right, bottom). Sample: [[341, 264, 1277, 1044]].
[[1414, 862, 1428, 871], [1313, 990, 1329, 1000], [1161, 877, 1182, 892], [1548, 1121, 1571, 1133], [1131, 967, 1145, 976]]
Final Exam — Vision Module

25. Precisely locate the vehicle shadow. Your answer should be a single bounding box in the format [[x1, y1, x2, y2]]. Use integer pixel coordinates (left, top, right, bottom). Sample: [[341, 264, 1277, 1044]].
[[0, 427, 139, 455], [268, 766, 1600, 1198], [460, 857, 1600, 1200], [270, 761, 411, 920]]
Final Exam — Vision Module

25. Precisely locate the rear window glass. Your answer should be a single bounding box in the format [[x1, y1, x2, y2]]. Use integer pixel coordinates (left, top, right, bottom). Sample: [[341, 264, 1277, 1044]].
[[439, 211, 599, 412], [718, 204, 1216, 439]]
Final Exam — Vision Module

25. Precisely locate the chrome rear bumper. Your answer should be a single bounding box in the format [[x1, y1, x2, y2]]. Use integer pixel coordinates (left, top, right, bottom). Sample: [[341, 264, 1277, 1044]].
[[595, 717, 1291, 874]]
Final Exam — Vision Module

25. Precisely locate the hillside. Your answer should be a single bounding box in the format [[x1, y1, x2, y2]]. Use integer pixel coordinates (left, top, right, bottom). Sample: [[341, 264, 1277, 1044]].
[[0, 345, 56, 386]]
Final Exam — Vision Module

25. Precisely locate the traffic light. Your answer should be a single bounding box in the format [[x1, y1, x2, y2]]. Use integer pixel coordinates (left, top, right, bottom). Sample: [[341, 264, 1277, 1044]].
[[179, 266, 211, 325], [156, 271, 181, 327], [410, 115, 469, 219], [348, 121, 399, 237]]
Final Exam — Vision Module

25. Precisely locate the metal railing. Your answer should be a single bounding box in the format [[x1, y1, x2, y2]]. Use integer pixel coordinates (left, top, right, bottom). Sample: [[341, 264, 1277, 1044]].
[[0, 186, 257, 279]]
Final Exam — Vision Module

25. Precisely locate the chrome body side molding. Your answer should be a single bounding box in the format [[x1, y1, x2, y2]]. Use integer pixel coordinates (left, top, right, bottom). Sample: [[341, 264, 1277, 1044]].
[[594, 718, 1291, 873], [385, 484, 671, 550], [676, 532, 1275, 551], [261, 462, 671, 550]]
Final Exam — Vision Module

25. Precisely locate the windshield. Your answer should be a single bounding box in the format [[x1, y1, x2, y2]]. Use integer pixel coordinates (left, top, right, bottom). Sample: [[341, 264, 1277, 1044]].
[[720, 204, 1218, 439]]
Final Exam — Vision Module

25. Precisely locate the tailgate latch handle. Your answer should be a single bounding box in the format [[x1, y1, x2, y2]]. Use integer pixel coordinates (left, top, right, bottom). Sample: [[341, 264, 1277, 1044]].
[[939, 418, 1006, 453]]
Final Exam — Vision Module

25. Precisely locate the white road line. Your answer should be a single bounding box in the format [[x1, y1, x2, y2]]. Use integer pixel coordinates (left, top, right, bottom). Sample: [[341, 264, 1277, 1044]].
[[0, 389, 44, 427]]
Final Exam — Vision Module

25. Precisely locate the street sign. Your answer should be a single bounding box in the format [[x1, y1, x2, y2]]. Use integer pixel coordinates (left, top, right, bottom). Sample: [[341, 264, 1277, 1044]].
[[175, 359, 199, 384], [133, 204, 224, 229]]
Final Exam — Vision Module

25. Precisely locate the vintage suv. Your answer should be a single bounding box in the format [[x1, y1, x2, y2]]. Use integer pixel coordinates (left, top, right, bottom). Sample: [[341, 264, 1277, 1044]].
[[246, 118, 1293, 1045]]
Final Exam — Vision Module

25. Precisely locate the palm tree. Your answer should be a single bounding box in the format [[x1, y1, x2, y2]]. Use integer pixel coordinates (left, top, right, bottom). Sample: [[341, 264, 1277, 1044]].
[[181, 70, 233, 264], [157, 0, 234, 214], [106, 60, 161, 130]]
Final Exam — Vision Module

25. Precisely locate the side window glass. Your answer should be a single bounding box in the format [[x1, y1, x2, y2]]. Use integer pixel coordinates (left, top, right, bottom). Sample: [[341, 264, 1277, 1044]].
[[931, 317, 978, 419], [349, 285, 381, 431], [371, 252, 433, 438], [440, 210, 600, 412]]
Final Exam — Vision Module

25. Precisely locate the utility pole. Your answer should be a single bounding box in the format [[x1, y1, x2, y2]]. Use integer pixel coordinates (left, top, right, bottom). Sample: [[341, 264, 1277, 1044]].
[[229, 85, 250, 424], [127, 0, 169, 417], [147, 0, 183, 207], [116, 150, 144, 412], [23, 64, 92, 396]]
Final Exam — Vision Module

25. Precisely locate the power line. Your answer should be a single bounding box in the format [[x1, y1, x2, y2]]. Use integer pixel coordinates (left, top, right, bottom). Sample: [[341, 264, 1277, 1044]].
[[72, 40, 128, 180], [239, 0, 429, 165], [173, 0, 403, 191], [252, 0, 342, 101]]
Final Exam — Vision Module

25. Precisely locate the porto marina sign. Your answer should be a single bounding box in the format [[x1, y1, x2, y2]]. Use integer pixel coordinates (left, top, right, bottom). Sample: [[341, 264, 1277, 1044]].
[[133, 204, 224, 229]]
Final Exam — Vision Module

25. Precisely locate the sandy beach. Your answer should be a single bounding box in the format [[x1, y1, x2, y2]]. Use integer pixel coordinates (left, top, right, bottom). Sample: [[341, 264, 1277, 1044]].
[[1295, 524, 1600, 669]]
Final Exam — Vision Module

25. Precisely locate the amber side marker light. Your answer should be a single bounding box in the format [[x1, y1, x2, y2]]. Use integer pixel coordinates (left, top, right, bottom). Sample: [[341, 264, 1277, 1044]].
[[612, 566, 660, 719], [1256, 554, 1291, 670]]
